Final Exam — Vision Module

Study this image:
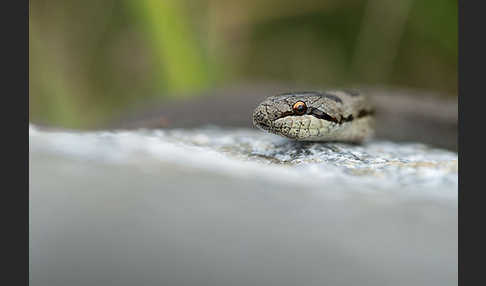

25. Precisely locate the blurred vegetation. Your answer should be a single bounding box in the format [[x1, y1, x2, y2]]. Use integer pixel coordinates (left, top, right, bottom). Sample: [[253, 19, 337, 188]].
[[29, 0, 457, 128]]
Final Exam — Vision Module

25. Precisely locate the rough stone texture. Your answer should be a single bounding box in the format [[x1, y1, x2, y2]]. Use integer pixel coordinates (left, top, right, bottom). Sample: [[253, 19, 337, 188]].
[[30, 125, 457, 286]]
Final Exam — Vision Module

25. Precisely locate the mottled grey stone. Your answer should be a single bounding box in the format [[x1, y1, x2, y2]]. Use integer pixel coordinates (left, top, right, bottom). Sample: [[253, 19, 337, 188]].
[[30, 125, 457, 286]]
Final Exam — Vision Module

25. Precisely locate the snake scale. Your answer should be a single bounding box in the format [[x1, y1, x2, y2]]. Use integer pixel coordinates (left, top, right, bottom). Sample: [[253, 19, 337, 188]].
[[252, 90, 375, 142]]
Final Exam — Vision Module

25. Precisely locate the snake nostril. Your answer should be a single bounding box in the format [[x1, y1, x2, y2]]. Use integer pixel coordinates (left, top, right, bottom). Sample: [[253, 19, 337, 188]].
[[252, 107, 272, 129]]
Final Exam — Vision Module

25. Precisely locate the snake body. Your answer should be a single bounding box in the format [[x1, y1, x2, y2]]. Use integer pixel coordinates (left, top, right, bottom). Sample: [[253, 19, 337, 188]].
[[252, 90, 375, 142]]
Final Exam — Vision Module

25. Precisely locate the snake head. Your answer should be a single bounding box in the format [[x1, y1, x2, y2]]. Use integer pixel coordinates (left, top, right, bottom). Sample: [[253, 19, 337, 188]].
[[252, 91, 340, 133], [252, 91, 373, 141]]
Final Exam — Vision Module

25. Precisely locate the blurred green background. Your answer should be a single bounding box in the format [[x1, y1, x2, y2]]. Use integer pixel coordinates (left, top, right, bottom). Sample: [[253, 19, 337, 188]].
[[29, 0, 457, 129]]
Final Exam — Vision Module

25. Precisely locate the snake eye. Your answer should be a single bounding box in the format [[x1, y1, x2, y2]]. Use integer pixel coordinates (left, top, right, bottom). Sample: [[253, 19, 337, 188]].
[[292, 101, 307, 115]]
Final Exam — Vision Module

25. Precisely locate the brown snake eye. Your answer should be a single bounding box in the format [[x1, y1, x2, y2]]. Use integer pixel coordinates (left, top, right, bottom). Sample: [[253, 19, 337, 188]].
[[292, 101, 307, 115]]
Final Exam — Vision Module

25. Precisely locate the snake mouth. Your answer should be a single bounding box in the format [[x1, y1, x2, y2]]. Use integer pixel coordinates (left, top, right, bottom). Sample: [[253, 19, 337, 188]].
[[276, 108, 374, 124], [257, 122, 271, 130]]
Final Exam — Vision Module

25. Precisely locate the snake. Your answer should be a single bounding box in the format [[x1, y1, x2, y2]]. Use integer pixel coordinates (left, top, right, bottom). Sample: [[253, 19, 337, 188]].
[[252, 90, 375, 142]]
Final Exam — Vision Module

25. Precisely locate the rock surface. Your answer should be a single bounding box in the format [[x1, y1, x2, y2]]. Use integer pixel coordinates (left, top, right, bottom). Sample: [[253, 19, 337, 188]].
[[30, 125, 457, 286]]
